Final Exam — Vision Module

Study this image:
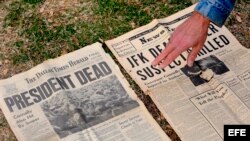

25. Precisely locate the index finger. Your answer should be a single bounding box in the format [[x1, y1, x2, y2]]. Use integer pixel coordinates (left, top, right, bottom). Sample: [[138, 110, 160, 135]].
[[151, 43, 175, 66]]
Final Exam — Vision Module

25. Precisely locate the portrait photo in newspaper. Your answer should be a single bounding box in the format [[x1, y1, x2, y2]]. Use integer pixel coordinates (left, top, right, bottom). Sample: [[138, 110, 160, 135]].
[[181, 55, 230, 86], [40, 75, 139, 138]]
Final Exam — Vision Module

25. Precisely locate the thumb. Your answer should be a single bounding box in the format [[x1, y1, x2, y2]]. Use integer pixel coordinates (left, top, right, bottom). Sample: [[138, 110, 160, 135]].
[[187, 45, 201, 67]]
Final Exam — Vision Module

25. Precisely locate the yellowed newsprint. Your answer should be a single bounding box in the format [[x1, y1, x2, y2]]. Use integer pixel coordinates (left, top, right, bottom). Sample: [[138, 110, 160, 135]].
[[0, 43, 170, 141], [106, 4, 250, 141]]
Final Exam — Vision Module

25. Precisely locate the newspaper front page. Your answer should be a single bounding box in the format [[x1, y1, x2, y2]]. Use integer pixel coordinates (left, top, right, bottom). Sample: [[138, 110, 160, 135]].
[[106, 4, 250, 141], [0, 43, 170, 141]]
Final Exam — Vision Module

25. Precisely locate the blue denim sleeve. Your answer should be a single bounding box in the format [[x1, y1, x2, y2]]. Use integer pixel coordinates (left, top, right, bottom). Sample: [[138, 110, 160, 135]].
[[195, 0, 235, 27]]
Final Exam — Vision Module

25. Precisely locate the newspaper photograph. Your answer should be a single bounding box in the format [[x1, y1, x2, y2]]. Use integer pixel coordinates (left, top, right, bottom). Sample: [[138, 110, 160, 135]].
[[41, 75, 139, 138], [180, 55, 230, 86], [106, 4, 250, 141], [0, 43, 170, 141]]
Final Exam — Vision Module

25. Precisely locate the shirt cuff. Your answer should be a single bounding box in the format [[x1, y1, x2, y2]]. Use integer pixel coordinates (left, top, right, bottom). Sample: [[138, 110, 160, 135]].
[[194, 0, 235, 27]]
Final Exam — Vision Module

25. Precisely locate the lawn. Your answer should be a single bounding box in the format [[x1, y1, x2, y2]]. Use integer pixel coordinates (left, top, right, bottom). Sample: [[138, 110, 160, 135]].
[[0, 0, 249, 140]]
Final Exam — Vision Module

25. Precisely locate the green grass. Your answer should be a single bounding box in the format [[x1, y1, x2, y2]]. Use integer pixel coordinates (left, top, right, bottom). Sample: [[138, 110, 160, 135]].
[[3, 0, 192, 65], [22, 0, 44, 4]]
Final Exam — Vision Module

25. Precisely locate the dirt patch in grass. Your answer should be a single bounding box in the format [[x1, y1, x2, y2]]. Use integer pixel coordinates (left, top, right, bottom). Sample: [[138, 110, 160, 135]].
[[39, 0, 96, 27], [226, 1, 250, 48]]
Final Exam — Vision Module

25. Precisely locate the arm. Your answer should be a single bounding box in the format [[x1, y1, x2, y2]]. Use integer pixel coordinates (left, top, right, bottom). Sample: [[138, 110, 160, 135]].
[[195, 0, 236, 27], [152, 0, 236, 68]]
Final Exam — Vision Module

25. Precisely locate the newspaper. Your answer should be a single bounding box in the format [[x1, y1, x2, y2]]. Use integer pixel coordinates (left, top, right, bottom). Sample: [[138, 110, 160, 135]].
[[0, 43, 170, 141], [106, 4, 250, 141]]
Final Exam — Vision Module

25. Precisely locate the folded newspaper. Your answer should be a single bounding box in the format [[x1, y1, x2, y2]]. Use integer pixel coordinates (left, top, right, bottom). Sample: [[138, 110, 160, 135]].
[[106, 4, 250, 141], [0, 43, 170, 141]]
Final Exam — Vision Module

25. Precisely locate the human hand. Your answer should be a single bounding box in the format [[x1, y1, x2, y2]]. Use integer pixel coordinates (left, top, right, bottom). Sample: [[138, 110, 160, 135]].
[[152, 11, 210, 68]]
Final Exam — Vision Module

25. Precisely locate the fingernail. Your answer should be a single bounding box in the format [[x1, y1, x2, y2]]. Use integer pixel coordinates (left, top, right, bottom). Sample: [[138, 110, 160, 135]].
[[151, 61, 157, 66], [159, 64, 165, 69], [188, 61, 193, 67]]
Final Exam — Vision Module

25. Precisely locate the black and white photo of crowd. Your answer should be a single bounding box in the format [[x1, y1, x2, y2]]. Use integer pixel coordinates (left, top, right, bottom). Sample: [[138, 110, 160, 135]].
[[181, 55, 230, 86], [40, 75, 139, 138]]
